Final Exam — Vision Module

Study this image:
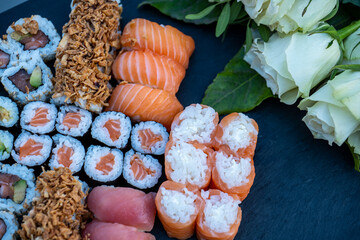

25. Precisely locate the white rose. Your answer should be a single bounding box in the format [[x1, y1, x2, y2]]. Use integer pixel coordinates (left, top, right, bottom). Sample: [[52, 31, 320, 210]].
[[343, 27, 360, 65], [241, 0, 337, 34], [244, 32, 341, 104], [298, 70, 360, 146]]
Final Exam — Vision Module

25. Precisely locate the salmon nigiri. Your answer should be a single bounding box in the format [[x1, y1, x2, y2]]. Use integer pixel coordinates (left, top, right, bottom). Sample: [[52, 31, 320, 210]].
[[196, 189, 242, 240], [155, 181, 204, 240], [112, 50, 186, 95], [105, 83, 183, 130], [121, 18, 195, 69]]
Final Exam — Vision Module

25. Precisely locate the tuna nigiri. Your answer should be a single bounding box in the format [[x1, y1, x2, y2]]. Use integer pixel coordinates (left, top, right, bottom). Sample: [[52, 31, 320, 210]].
[[121, 18, 195, 69], [105, 83, 183, 130], [87, 186, 156, 231], [82, 220, 155, 240], [112, 50, 186, 95], [155, 181, 203, 240]]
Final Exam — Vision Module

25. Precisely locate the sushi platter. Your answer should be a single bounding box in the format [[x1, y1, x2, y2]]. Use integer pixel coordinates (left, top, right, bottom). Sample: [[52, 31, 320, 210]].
[[0, 0, 360, 239]]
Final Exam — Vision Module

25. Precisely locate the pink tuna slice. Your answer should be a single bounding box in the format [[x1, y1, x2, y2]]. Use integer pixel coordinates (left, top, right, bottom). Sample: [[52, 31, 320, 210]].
[[87, 186, 156, 232], [82, 220, 155, 240]]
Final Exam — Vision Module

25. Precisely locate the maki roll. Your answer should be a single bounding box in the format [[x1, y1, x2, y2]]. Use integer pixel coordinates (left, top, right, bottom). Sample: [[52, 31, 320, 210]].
[[155, 181, 203, 239], [0, 97, 19, 128], [0, 40, 20, 77], [91, 111, 131, 148], [11, 131, 52, 167], [20, 101, 57, 134], [171, 104, 219, 147], [0, 211, 18, 240], [49, 134, 85, 173], [6, 15, 60, 61], [131, 121, 169, 155], [0, 130, 14, 161], [56, 105, 92, 137], [0, 164, 36, 214], [1, 56, 53, 105], [84, 145, 123, 182], [123, 149, 162, 189]]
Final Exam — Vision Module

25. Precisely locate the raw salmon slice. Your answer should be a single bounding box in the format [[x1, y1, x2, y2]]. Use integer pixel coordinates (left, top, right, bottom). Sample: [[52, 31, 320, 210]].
[[105, 83, 183, 130], [95, 153, 115, 175], [87, 186, 156, 231], [155, 181, 203, 240], [82, 220, 156, 240], [138, 128, 163, 151], [62, 112, 81, 129], [29, 108, 49, 127], [121, 18, 195, 69], [112, 50, 186, 95], [57, 145, 74, 168], [130, 154, 156, 180], [103, 119, 121, 142], [19, 139, 43, 159]]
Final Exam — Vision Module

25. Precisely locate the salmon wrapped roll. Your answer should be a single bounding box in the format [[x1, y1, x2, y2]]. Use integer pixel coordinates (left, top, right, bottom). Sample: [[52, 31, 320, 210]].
[[155, 181, 203, 239], [112, 50, 186, 95], [211, 149, 255, 201], [213, 112, 258, 158], [121, 18, 195, 69], [165, 139, 213, 189], [170, 104, 219, 147], [196, 189, 242, 240]]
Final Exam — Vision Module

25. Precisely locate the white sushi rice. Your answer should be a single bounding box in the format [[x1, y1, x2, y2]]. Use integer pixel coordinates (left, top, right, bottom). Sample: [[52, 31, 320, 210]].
[[1, 56, 53, 105], [49, 134, 85, 173], [91, 111, 131, 148], [123, 149, 162, 189], [131, 121, 169, 155], [20, 101, 57, 134], [201, 190, 241, 233], [171, 104, 217, 144], [0, 97, 19, 128], [11, 131, 52, 166], [160, 187, 197, 224], [6, 15, 60, 62], [0, 164, 36, 214], [0, 211, 18, 240], [84, 145, 123, 182], [166, 141, 209, 187], [0, 130, 14, 161], [221, 113, 258, 152], [215, 151, 252, 188], [0, 40, 21, 78], [56, 105, 92, 137]]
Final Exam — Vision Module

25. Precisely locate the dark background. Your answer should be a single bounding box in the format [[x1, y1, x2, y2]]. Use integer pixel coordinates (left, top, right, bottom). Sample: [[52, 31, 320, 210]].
[[0, 0, 360, 239]]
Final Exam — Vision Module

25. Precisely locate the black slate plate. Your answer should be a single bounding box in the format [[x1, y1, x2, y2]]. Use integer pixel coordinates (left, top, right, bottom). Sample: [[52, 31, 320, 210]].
[[1, 0, 360, 239]]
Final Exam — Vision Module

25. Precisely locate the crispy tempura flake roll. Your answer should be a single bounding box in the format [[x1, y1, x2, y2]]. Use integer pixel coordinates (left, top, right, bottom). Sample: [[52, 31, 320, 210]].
[[84, 145, 123, 182], [56, 105, 92, 137], [196, 190, 242, 240], [155, 181, 203, 240], [0, 97, 18, 128], [171, 104, 219, 147], [11, 131, 52, 167], [123, 149, 162, 189], [0, 130, 14, 161], [52, 0, 122, 112], [165, 140, 213, 189], [20, 101, 57, 134], [213, 112, 258, 158], [131, 121, 169, 155], [121, 18, 195, 69], [212, 150, 255, 201], [91, 111, 131, 148]]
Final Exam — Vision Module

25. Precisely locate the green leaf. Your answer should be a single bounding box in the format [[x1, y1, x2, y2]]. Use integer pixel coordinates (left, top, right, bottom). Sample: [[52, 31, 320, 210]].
[[139, 0, 222, 25], [229, 1, 243, 24], [245, 21, 253, 53], [333, 64, 360, 71], [347, 141, 360, 172], [342, 0, 360, 7], [216, 3, 231, 37], [186, 4, 218, 20], [202, 47, 273, 114], [257, 24, 272, 42]]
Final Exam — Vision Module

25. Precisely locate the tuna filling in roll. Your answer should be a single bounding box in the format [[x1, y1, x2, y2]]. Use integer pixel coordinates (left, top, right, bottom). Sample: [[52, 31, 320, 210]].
[[8, 67, 42, 93], [0, 50, 10, 69], [0, 219, 6, 239], [0, 173, 27, 204], [11, 30, 49, 50]]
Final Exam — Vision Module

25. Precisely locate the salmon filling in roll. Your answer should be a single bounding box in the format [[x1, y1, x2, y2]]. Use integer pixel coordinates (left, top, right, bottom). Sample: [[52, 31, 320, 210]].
[[171, 104, 218, 146], [56, 105, 92, 137]]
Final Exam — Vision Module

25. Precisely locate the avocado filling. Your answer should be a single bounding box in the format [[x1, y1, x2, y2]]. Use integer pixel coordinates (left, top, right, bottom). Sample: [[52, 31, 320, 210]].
[[29, 66, 42, 88], [8, 69, 36, 93], [0, 50, 10, 69], [0, 107, 10, 122], [0, 173, 27, 204], [11, 30, 49, 50], [0, 142, 7, 155]]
